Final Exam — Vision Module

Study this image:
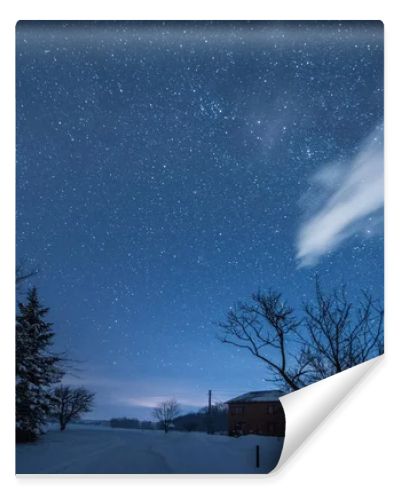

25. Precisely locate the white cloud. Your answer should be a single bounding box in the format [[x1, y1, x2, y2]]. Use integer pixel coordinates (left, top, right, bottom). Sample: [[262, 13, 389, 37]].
[[121, 395, 204, 409], [296, 124, 383, 267]]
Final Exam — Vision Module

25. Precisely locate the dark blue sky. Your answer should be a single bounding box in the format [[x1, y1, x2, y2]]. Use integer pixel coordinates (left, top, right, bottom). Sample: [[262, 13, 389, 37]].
[[16, 21, 383, 419]]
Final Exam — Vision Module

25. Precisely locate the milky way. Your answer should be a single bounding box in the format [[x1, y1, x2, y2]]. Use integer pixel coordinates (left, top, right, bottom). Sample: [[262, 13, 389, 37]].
[[16, 21, 383, 418]]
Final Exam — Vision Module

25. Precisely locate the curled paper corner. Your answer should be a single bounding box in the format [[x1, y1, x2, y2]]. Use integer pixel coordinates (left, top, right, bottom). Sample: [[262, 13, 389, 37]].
[[273, 355, 383, 472]]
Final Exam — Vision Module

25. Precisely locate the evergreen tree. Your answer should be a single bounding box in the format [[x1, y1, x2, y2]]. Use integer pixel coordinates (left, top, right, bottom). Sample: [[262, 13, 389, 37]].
[[16, 287, 64, 442]]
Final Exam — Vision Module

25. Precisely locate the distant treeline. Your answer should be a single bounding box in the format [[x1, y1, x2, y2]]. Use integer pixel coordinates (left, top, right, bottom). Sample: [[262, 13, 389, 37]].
[[110, 418, 155, 430], [173, 405, 228, 433], [110, 403, 228, 433]]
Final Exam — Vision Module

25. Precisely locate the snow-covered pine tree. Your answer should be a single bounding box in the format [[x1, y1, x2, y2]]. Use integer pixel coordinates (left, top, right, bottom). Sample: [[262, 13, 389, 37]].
[[16, 287, 64, 442]]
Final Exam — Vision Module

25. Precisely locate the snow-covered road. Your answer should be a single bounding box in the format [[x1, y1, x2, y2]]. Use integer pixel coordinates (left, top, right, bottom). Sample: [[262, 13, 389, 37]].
[[16, 425, 284, 474]]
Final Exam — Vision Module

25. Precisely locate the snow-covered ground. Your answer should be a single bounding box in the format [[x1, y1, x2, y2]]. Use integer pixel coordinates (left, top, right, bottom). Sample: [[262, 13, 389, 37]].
[[16, 424, 284, 474]]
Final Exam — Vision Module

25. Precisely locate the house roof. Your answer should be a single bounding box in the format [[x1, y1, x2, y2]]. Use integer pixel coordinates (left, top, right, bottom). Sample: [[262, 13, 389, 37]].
[[225, 390, 285, 404]]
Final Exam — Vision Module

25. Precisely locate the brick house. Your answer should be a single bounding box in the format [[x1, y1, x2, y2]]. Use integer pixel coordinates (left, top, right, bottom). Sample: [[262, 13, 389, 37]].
[[226, 390, 285, 437]]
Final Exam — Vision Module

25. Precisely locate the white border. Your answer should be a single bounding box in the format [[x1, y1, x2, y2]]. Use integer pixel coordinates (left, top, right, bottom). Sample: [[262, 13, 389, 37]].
[[1, 2, 399, 499]]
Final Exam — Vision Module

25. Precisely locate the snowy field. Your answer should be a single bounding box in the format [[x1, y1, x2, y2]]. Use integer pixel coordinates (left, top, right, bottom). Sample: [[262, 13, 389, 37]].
[[16, 424, 284, 474]]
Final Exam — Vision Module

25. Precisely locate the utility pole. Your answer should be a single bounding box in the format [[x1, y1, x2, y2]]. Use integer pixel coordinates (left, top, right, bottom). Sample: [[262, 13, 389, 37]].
[[207, 389, 212, 434]]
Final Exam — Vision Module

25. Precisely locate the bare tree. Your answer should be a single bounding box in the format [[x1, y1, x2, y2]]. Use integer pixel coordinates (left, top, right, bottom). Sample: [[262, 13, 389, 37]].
[[152, 399, 180, 433], [219, 291, 303, 390], [51, 385, 95, 431], [218, 279, 383, 391], [300, 280, 384, 385]]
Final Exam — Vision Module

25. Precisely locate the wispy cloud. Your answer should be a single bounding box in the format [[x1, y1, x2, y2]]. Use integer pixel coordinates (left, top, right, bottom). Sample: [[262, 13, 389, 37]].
[[296, 124, 383, 267], [121, 395, 204, 409], [61, 371, 208, 418]]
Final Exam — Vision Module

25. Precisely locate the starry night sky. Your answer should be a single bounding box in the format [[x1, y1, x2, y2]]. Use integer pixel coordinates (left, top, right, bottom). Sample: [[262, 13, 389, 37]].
[[16, 21, 384, 419]]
